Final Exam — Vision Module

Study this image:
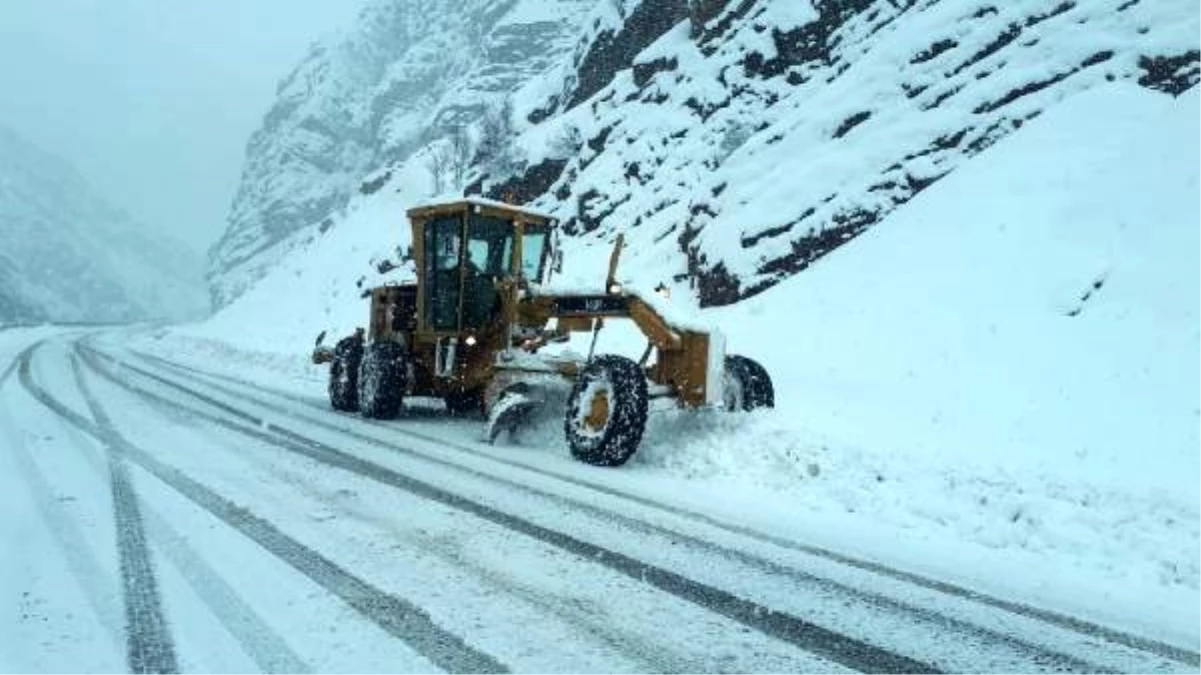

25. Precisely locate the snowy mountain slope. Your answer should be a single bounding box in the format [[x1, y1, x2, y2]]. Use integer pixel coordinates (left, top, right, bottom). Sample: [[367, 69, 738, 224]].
[[195, 0, 1200, 365], [198, 77, 1201, 504], [685, 82, 1200, 634], [208, 0, 1197, 313], [207, 0, 593, 307], [708, 82, 1199, 494], [0, 124, 209, 325], [192, 0, 1199, 526], [504, 0, 1200, 305], [176, 81, 1199, 641]]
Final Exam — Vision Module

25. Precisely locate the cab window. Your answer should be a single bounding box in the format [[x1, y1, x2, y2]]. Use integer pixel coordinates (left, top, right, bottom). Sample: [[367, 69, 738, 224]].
[[522, 227, 549, 282], [466, 215, 514, 276], [461, 215, 514, 329]]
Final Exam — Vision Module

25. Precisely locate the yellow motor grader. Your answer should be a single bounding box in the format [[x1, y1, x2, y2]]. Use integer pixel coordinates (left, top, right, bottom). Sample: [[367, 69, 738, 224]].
[[313, 197, 773, 466]]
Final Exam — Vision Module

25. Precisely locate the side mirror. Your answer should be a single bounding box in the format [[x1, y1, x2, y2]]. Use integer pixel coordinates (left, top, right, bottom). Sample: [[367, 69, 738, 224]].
[[311, 330, 332, 365]]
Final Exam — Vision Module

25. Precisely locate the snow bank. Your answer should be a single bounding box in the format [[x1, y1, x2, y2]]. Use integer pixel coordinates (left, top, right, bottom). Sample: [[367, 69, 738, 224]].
[[716, 83, 1199, 500]]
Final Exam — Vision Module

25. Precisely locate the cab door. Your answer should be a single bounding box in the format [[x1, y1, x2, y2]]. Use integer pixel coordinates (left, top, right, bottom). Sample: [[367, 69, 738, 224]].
[[421, 214, 464, 332], [460, 215, 515, 331]]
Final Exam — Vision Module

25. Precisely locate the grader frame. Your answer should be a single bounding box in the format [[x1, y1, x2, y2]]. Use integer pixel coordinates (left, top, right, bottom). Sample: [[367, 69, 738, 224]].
[[314, 197, 773, 466]]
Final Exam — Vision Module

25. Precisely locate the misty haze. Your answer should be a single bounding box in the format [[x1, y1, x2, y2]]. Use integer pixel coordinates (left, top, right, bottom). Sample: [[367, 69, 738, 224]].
[[1, 0, 1197, 673]]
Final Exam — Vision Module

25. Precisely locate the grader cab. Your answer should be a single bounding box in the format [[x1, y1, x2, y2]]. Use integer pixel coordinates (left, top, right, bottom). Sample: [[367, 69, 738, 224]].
[[313, 197, 773, 466]]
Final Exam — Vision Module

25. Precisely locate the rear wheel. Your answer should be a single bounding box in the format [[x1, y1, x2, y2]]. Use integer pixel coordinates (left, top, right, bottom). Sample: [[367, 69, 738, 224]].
[[565, 355, 648, 467], [358, 342, 406, 419], [328, 336, 363, 412], [723, 355, 774, 411]]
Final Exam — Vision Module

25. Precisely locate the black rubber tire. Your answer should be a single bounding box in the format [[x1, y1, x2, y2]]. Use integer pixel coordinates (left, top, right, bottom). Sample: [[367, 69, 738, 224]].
[[358, 342, 406, 419], [565, 355, 649, 467], [723, 354, 775, 412], [328, 336, 363, 412], [444, 389, 485, 417]]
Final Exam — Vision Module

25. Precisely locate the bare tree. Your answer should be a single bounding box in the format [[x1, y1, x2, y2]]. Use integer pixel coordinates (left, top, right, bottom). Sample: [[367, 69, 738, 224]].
[[476, 99, 518, 175], [425, 143, 453, 195], [448, 126, 473, 188]]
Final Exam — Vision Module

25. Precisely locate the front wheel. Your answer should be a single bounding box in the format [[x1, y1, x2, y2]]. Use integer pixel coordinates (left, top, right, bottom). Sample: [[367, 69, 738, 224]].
[[358, 342, 407, 419], [565, 355, 649, 467], [723, 355, 774, 412]]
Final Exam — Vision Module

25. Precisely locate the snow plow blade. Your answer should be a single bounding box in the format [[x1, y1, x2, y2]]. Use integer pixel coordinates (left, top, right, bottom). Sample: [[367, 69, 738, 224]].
[[486, 392, 543, 444]]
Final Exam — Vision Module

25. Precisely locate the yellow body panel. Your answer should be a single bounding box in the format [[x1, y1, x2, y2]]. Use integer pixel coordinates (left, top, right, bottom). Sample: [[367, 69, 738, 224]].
[[359, 199, 719, 412]]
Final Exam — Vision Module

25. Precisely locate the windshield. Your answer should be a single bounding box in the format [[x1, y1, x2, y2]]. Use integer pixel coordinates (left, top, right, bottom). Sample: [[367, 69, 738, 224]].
[[467, 215, 514, 276], [522, 228, 548, 282]]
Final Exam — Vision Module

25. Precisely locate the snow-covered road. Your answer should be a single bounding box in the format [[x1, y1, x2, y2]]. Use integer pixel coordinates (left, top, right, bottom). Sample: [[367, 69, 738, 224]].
[[1, 328, 1197, 673]]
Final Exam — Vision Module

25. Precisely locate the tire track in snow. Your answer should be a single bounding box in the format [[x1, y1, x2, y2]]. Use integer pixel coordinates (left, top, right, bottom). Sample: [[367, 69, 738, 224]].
[[15, 341, 307, 672], [128, 343, 1201, 669], [21, 344, 509, 675], [80, 345, 938, 674], [1, 331, 54, 387], [105, 344, 1169, 673], [136, 504, 312, 674], [20, 345, 179, 674], [0, 343, 126, 654], [252, 463, 704, 674], [102, 368, 699, 675], [0, 354, 20, 387], [59, 350, 310, 674]]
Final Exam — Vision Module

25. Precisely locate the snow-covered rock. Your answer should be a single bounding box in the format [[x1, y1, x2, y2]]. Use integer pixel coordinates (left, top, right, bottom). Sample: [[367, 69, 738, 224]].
[[210, 0, 1197, 312], [0, 124, 209, 325], [514, 0, 1199, 305], [713, 82, 1199, 498], [207, 0, 594, 308]]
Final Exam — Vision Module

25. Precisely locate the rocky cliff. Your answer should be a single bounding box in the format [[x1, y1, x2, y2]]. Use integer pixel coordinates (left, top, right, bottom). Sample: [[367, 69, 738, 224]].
[[503, 0, 1199, 304], [209, 0, 1198, 310], [208, 0, 593, 307]]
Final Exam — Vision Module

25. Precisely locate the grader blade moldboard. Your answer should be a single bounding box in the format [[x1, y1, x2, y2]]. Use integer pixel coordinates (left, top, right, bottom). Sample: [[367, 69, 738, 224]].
[[486, 392, 544, 444]]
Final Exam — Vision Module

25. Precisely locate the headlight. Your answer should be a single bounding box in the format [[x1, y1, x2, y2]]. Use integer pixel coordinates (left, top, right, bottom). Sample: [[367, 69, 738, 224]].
[[465, 335, 478, 347]]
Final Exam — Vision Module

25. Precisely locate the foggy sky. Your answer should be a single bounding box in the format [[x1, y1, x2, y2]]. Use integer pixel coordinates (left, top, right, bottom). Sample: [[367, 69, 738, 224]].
[[0, 0, 364, 254]]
